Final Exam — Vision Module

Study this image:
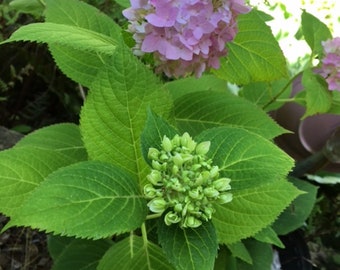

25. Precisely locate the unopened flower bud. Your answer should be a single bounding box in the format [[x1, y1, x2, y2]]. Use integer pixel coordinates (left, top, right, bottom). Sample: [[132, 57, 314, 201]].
[[204, 187, 219, 198], [165, 211, 181, 225], [144, 183, 157, 198], [217, 193, 233, 204], [196, 141, 211, 156], [210, 166, 219, 178], [148, 147, 160, 160], [213, 178, 231, 191], [162, 136, 173, 152], [148, 197, 167, 213], [184, 216, 202, 228], [173, 153, 184, 167], [147, 170, 162, 185]]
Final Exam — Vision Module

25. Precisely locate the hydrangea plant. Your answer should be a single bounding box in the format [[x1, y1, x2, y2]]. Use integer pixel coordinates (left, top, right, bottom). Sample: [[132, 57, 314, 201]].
[[0, 0, 339, 269]]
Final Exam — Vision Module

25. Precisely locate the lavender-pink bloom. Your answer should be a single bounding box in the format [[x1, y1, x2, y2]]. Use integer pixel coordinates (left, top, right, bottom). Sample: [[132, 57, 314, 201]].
[[123, 0, 250, 78], [321, 37, 340, 91]]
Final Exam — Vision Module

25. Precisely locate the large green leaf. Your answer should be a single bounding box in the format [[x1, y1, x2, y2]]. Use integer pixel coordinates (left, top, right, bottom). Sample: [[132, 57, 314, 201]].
[[213, 181, 301, 244], [1, 22, 118, 55], [213, 10, 287, 84], [8, 161, 147, 239], [158, 221, 218, 270], [48, 235, 112, 270], [97, 235, 175, 270], [273, 177, 318, 235], [0, 124, 87, 217], [14, 123, 87, 160], [226, 242, 252, 264], [174, 91, 286, 140], [45, 0, 123, 87], [80, 45, 171, 185], [195, 127, 300, 243], [301, 10, 332, 56]]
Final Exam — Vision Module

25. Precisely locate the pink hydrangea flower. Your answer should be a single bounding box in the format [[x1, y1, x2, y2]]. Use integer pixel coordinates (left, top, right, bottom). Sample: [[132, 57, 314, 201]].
[[321, 37, 340, 91], [123, 0, 250, 78]]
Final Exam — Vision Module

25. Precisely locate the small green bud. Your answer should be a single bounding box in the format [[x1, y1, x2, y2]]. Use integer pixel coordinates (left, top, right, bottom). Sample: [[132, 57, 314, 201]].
[[213, 178, 231, 191], [147, 170, 162, 185], [203, 207, 214, 219], [171, 134, 181, 148], [144, 184, 157, 198], [196, 141, 211, 156], [173, 153, 184, 167], [204, 187, 220, 198], [210, 166, 219, 178], [151, 160, 162, 170], [165, 211, 181, 225], [148, 148, 160, 160], [172, 164, 179, 175], [217, 193, 233, 204], [147, 197, 167, 213], [181, 132, 197, 151], [174, 203, 183, 213], [189, 187, 203, 200], [162, 136, 173, 152], [183, 216, 202, 228]]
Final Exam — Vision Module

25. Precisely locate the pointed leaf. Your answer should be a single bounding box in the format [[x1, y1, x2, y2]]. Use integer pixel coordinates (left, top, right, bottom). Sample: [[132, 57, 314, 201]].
[[1, 22, 117, 55], [80, 45, 171, 184], [14, 123, 87, 160], [213, 181, 301, 244], [236, 240, 273, 270], [302, 68, 332, 117], [140, 109, 178, 165], [273, 177, 318, 235], [195, 127, 300, 243], [45, 0, 123, 87], [214, 10, 288, 84], [226, 242, 252, 264], [97, 235, 175, 270], [301, 10, 332, 56], [9, 161, 147, 239], [174, 91, 286, 140], [253, 226, 284, 248], [158, 221, 218, 270], [0, 146, 86, 217], [196, 126, 294, 190], [48, 236, 112, 270]]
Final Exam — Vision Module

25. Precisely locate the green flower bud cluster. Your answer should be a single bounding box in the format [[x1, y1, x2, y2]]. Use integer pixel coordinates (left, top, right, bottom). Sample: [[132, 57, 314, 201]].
[[144, 132, 233, 229]]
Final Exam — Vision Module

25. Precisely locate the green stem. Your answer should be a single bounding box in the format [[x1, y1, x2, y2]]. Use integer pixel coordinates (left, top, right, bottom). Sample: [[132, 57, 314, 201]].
[[141, 222, 148, 246], [262, 71, 303, 110], [146, 213, 162, 220]]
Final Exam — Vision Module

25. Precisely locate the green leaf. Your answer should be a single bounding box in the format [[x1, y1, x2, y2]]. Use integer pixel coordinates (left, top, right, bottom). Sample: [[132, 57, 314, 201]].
[[14, 123, 87, 160], [9, 0, 45, 17], [273, 177, 318, 235], [194, 126, 300, 243], [0, 146, 86, 218], [328, 91, 340, 114], [197, 126, 294, 190], [236, 240, 273, 270], [140, 109, 178, 165], [301, 10, 332, 56], [1, 22, 118, 55], [302, 68, 332, 118], [114, 0, 130, 8], [253, 226, 284, 248], [174, 91, 286, 140], [97, 235, 175, 270], [214, 10, 287, 84], [240, 79, 291, 111], [80, 45, 171, 185], [9, 161, 147, 239], [213, 180, 301, 244], [165, 74, 227, 100], [226, 242, 252, 264], [48, 236, 112, 270], [157, 221, 218, 270], [45, 0, 123, 87]]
